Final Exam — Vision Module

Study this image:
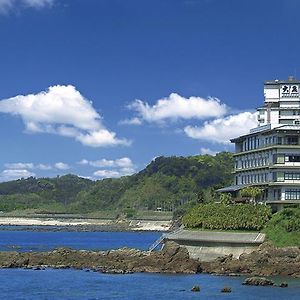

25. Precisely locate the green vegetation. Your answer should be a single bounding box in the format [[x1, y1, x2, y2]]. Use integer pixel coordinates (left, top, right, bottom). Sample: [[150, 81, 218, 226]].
[[0, 152, 234, 214], [240, 186, 264, 201], [182, 203, 272, 231], [264, 208, 300, 247]]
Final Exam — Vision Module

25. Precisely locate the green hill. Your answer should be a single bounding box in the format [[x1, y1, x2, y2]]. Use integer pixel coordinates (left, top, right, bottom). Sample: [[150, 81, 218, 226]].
[[0, 152, 233, 214]]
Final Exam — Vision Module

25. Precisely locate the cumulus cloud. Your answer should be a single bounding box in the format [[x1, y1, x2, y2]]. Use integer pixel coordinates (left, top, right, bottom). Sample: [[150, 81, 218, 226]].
[[54, 162, 70, 170], [0, 85, 130, 147], [0, 0, 54, 14], [93, 170, 121, 178], [79, 157, 136, 179], [4, 162, 52, 170], [0, 169, 35, 182], [200, 148, 217, 156], [184, 112, 258, 144], [119, 117, 142, 126], [78, 157, 134, 169], [4, 162, 34, 169], [93, 167, 136, 179], [36, 163, 52, 170], [125, 93, 227, 124]]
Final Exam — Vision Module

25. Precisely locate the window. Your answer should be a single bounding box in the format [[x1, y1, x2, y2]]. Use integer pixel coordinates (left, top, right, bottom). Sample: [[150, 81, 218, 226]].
[[288, 155, 300, 162], [285, 189, 300, 200], [287, 136, 298, 145], [284, 173, 300, 180], [277, 137, 282, 145]]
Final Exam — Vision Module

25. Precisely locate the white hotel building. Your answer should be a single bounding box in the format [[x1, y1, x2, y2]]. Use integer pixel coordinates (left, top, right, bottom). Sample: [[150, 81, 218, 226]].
[[219, 76, 300, 208]]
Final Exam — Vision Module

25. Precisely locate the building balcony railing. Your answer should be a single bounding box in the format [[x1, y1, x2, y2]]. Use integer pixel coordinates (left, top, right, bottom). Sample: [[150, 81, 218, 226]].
[[235, 143, 300, 155]]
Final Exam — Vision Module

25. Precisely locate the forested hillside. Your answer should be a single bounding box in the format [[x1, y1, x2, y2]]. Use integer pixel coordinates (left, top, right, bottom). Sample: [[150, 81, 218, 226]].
[[0, 152, 233, 214]]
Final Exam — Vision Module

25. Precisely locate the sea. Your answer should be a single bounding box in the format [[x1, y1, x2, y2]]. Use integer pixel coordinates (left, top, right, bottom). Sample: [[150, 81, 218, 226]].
[[0, 227, 299, 299]]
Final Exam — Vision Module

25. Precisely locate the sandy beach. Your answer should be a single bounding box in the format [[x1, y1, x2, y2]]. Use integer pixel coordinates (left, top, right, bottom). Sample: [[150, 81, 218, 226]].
[[0, 217, 172, 231]]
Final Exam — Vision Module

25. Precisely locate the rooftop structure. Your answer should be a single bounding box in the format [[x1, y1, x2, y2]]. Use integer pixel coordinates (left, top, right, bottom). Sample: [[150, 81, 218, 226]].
[[219, 76, 300, 208]]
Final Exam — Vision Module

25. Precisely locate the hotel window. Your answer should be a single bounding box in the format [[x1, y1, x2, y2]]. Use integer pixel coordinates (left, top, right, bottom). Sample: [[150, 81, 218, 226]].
[[277, 137, 282, 145], [284, 173, 300, 180], [285, 189, 300, 200], [288, 155, 300, 162], [287, 136, 298, 145], [275, 154, 285, 164]]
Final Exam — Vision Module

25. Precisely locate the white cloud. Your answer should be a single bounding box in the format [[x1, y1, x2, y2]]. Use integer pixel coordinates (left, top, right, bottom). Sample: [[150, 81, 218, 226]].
[[0, 85, 130, 147], [78, 159, 89, 165], [54, 162, 70, 170], [23, 0, 53, 8], [115, 157, 133, 168], [78, 157, 134, 169], [4, 162, 34, 169], [119, 167, 136, 176], [126, 93, 227, 124], [184, 112, 258, 144], [0, 169, 35, 182], [4, 162, 53, 170], [93, 167, 136, 179], [83, 157, 136, 179], [36, 164, 52, 170], [89, 159, 115, 168], [76, 129, 130, 147], [200, 148, 217, 156], [119, 117, 142, 126], [0, 0, 54, 14], [93, 170, 121, 178]]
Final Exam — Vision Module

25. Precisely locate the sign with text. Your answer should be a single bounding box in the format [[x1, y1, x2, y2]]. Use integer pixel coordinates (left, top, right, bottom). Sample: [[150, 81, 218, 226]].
[[280, 84, 299, 98]]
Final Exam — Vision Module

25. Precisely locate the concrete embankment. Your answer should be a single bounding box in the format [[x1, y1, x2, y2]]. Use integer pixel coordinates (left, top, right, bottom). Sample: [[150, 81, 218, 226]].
[[200, 242, 300, 277], [164, 229, 265, 261]]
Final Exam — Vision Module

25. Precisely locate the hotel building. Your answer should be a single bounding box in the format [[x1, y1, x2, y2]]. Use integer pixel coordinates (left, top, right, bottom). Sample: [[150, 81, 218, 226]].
[[220, 76, 300, 208]]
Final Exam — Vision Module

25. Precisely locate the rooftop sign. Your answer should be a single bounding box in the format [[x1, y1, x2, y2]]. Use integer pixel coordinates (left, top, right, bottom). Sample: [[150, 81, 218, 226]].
[[280, 84, 299, 98]]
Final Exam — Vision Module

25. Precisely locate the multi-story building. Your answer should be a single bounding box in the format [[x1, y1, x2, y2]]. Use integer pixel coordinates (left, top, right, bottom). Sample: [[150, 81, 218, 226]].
[[219, 76, 300, 208]]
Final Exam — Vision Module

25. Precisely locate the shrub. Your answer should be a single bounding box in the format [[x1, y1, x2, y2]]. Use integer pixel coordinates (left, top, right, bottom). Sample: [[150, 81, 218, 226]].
[[264, 208, 300, 246], [182, 203, 271, 231], [123, 207, 137, 218]]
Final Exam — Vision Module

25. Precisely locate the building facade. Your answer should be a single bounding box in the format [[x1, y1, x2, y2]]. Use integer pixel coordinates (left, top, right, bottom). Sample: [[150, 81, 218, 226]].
[[220, 76, 300, 205]]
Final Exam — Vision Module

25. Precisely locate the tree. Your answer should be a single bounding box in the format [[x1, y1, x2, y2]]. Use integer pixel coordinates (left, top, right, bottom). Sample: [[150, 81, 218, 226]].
[[240, 187, 263, 203]]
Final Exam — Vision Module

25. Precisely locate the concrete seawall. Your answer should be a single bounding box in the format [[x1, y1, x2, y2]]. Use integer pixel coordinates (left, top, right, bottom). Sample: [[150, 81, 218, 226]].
[[164, 229, 265, 262]]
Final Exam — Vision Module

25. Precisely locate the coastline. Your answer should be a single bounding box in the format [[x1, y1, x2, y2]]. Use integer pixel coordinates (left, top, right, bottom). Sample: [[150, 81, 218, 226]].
[[0, 240, 300, 278], [0, 217, 172, 232]]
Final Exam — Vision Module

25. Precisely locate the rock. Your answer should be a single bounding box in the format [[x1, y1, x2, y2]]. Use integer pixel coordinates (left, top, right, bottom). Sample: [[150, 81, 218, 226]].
[[279, 282, 288, 288], [191, 285, 200, 292], [242, 277, 274, 286], [221, 286, 231, 293], [0, 242, 199, 274]]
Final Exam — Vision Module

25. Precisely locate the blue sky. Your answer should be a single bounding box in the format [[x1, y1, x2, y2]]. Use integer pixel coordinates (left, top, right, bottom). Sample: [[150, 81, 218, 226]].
[[0, 0, 299, 181]]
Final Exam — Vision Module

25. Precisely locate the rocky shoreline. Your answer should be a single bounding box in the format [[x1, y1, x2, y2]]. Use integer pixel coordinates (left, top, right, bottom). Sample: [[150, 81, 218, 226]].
[[0, 242, 200, 274], [0, 241, 300, 277]]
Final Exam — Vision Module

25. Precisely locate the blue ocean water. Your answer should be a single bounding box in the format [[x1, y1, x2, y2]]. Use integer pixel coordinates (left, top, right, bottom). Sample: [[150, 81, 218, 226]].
[[0, 229, 299, 299], [0, 229, 161, 251], [0, 269, 299, 300]]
